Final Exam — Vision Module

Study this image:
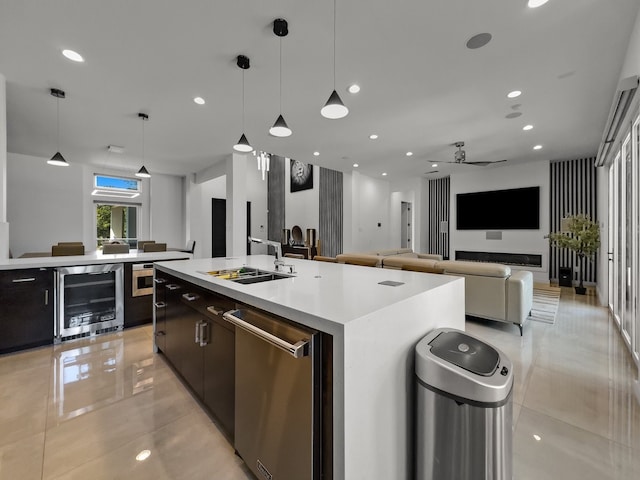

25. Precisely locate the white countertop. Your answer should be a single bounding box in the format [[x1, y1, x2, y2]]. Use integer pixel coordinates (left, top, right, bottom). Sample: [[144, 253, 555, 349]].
[[0, 250, 191, 270], [155, 254, 460, 334]]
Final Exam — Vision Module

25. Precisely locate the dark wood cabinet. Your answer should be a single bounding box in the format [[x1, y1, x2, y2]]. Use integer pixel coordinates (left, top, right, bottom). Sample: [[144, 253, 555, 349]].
[[153, 271, 168, 352], [157, 273, 236, 439], [124, 263, 153, 328], [0, 268, 54, 354]]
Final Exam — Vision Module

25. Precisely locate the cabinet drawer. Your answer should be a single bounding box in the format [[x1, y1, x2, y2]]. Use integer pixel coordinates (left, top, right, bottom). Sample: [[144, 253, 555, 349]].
[[0, 268, 52, 289]]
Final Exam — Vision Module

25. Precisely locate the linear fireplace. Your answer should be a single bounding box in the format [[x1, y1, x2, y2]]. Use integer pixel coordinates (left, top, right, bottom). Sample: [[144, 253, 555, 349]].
[[455, 251, 542, 268]]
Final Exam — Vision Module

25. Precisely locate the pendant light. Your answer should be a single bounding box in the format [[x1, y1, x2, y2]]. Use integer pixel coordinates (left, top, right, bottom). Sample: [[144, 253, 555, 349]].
[[321, 0, 348, 119], [136, 113, 151, 178], [47, 88, 70, 166], [269, 19, 292, 137], [233, 55, 253, 152]]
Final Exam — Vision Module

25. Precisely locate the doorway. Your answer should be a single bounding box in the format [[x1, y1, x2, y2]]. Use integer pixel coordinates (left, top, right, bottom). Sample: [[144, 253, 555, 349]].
[[401, 201, 412, 249], [211, 198, 252, 257], [95, 203, 138, 249]]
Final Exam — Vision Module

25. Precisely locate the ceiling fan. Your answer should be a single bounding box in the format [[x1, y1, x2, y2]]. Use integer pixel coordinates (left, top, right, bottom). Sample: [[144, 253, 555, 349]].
[[446, 142, 507, 166]]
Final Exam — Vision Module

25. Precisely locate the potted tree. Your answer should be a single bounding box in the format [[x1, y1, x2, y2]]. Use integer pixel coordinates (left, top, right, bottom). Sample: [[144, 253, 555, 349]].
[[546, 214, 600, 295]]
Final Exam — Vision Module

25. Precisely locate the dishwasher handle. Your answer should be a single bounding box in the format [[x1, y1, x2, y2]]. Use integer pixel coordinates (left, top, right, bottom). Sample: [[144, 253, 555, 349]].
[[223, 310, 309, 359]]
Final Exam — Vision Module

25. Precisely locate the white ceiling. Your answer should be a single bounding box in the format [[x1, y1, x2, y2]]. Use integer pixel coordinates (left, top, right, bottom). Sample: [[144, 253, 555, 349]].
[[1, 0, 638, 180]]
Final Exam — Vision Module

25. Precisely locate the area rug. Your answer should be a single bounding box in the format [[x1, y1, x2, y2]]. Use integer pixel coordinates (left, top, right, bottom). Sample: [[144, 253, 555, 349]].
[[529, 285, 561, 324]]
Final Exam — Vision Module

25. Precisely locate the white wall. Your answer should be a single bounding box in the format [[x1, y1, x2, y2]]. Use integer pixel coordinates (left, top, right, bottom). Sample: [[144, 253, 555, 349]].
[[188, 155, 267, 259], [7, 152, 184, 257], [0, 73, 8, 258], [8, 153, 84, 257], [285, 160, 320, 236], [150, 173, 185, 249], [348, 171, 391, 252], [450, 161, 550, 282]]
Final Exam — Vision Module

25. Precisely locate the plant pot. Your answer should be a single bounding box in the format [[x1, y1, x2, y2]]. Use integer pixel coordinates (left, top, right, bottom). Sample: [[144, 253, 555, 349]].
[[574, 286, 587, 295]]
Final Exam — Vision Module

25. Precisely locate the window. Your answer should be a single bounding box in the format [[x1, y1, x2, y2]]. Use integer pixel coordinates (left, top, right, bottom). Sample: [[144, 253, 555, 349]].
[[92, 174, 140, 199]]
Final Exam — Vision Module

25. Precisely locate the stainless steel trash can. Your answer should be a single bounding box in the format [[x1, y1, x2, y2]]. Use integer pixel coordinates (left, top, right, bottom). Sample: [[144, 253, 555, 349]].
[[415, 328, 513, 480]]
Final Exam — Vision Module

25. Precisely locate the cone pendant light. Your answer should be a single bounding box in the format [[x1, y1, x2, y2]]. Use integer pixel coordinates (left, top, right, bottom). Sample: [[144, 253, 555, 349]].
[[47, 88, 70, 166], [136, 113, 151, 178], [321, 0, 348, 119], [269, 18, 292, 137], [233, 55, 254, 152]]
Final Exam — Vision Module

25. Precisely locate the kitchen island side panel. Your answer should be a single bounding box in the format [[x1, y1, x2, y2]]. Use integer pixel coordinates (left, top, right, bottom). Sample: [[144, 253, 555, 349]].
[[341, 278, 465, 479]]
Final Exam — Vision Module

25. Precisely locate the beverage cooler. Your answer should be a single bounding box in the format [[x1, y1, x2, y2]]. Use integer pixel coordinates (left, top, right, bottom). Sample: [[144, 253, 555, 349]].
[[55, 264, 124, 342]]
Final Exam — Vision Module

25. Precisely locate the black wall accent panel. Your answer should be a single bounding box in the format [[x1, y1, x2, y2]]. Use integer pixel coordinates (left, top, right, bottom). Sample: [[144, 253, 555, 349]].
[[428, 177, 450, 259], [319, 167, 343, 257], [549, 157, 598, 283], [268, 155, 286, 247]]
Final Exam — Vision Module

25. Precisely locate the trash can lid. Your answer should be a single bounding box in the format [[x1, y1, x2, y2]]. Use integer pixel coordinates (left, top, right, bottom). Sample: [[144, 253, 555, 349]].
[[415, 328, 513, 405], [428, 331, 499, 376]]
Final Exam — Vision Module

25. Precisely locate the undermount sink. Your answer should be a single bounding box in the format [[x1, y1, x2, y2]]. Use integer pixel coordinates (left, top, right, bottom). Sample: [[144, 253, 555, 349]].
[[203, 266, 293, 284], [231, 272, 291, 284]]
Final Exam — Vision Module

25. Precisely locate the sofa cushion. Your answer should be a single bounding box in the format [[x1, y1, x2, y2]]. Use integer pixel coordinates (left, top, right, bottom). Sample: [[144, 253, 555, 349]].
[[335, 253, 382, 267], [382, 256, 440, 271], [437, 260, 510, 278]]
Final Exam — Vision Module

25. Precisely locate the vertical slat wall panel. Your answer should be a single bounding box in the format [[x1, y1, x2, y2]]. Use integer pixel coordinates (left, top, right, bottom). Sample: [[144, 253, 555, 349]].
[[319, 167, 343, 257], [549, 157, 598, 283], [267, 155, 286, 245], [428, 177, 450, 259]]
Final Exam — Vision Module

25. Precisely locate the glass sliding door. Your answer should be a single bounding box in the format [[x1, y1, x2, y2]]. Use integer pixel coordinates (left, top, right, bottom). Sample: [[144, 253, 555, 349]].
[[633, 115, 640, 364], [609, 110, 640, 370], [612, 151, 623, 330], [622, 134, 633, 346]]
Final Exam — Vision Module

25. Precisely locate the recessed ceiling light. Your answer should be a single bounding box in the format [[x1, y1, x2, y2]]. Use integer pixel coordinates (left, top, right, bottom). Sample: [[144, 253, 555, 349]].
[[348, 84, 360, 94], [406, 152, 413, 157], [353, 163, 359, 168], [313, 151, 320, 156], [507, 90, 522, 98], [432, 163, 438, 168], [533, 434, 542, 441], [523, 124, 534, 131], [369, 134, 378, 140], [533, 145, 543, 150], [466, 33, 492, 50], [528, 0, 550, 8], [136, 450, 151, 462], [62, 49, 84, 62], [382, 172, 387, 176], [193, 97, 205, 105]]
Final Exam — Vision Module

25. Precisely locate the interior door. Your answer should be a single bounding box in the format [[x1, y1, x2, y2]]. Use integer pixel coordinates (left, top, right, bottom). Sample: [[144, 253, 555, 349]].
[[212, 198, 226, 257]]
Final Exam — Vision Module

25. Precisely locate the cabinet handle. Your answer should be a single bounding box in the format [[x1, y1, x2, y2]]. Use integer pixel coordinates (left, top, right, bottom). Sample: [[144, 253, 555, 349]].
[[45, 289, 49, 305], [206, 305, 224, 316], [182, 293, 198, 301], [199, 322, 209, 347], [12, 277, 36, 283], [154, 278, 167, 284], [154, 301, 166, 308], [166, 284, 180, 290], [194, 321, 201, 344]]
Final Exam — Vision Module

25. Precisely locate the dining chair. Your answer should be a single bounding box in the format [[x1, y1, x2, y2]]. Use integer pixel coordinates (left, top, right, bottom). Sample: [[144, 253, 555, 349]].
[[143, 242, 167, 252]]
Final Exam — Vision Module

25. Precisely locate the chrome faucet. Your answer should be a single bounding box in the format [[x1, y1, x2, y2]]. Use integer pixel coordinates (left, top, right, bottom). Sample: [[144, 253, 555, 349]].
[[248, 236, 285, 270]]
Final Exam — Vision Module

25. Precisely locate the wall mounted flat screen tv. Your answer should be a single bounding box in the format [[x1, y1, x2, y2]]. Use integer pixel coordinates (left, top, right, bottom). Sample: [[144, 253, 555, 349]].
[[456, 186, 540, 230]]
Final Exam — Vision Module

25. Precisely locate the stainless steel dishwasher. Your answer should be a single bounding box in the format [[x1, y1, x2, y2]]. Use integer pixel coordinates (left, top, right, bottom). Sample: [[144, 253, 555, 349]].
[[223, 308, 321, 480]]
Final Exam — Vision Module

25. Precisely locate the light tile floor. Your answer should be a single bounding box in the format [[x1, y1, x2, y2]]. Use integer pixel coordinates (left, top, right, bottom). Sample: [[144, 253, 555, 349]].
[[0, 287, 638, 479]]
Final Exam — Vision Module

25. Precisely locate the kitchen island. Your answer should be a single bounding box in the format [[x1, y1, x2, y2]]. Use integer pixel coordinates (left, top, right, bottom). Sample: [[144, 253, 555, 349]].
[[154, 255, 465, 479]]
